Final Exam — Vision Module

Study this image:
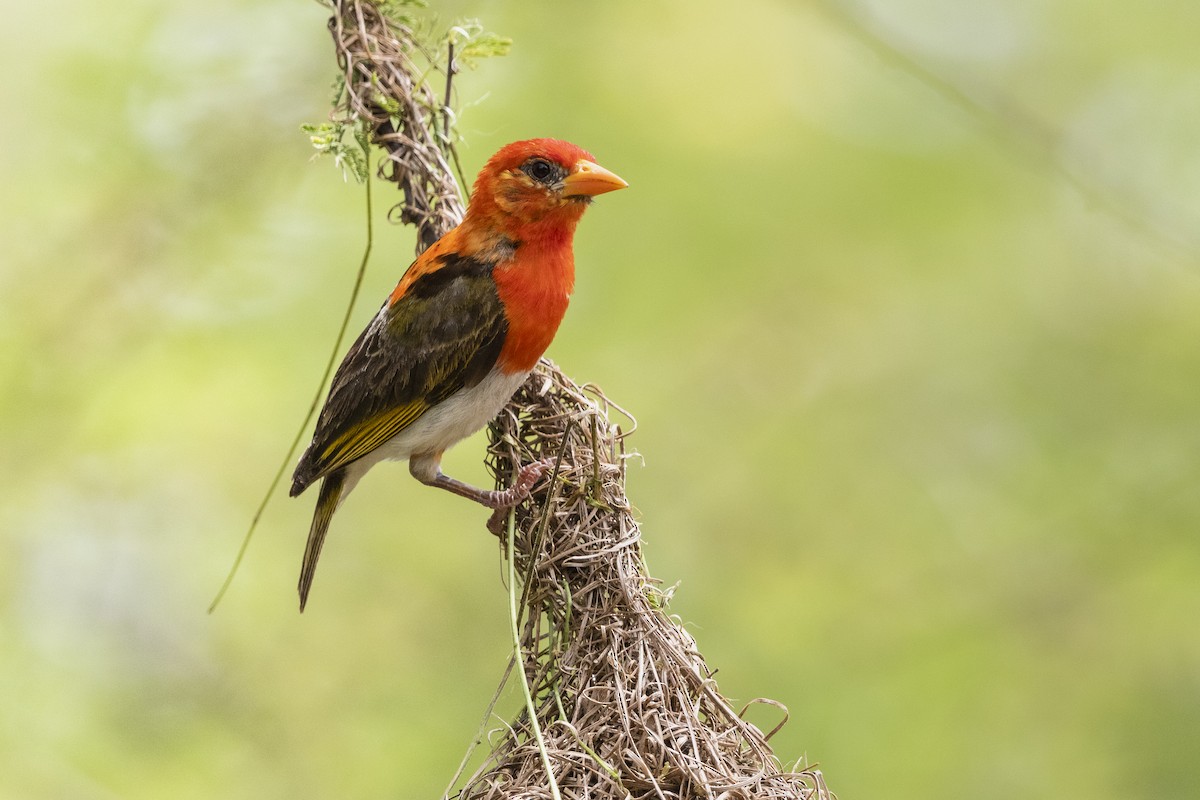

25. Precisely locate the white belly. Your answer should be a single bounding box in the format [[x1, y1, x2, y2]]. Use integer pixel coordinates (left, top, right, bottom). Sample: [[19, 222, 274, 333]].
[[340, 367, 529, 493], [381, 367, 528, 459]]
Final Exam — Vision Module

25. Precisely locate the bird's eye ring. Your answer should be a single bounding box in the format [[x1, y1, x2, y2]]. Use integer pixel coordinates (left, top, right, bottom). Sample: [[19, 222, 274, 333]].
[[522, 158, 557, 185]]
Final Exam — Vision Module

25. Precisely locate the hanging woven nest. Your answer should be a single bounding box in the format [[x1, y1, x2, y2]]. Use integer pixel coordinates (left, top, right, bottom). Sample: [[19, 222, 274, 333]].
[[463, 359, 829, 799]]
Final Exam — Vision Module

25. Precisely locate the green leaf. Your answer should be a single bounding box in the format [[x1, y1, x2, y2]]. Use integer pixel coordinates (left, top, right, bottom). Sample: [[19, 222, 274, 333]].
[[377, 0, 428, 27], [447, 19, 512, 69], [299, 120, 369, 183]]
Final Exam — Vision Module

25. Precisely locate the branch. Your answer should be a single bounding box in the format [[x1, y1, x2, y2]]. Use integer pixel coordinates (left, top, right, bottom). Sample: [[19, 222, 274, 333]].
[[814, 0, 1200, 268]]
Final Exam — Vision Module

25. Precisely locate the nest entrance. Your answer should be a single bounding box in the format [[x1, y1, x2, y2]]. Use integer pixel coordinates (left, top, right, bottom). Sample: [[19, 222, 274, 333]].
[[456, 360, 829, 800]]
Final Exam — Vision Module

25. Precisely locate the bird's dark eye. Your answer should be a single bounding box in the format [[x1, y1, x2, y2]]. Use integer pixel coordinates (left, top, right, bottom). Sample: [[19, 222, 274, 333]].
[[521, 158, 558, 185]]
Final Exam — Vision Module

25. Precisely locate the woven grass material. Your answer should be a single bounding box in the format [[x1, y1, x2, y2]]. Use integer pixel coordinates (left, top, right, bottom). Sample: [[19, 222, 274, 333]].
[[465, 360, 829, 800], [328, 0, 466, 251]]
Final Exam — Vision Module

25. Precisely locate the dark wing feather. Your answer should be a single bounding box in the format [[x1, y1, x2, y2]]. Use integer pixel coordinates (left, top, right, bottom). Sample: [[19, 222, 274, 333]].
[[289, 255, 507, 495]]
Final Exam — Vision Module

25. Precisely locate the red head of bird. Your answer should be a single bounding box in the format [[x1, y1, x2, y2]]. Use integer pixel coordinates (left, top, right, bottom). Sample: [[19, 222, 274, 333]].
[[466, 138, 628, 246]]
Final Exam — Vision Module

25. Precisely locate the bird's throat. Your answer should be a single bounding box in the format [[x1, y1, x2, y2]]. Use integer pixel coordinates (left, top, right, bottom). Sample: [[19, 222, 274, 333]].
[[492, 238, 575, 374]]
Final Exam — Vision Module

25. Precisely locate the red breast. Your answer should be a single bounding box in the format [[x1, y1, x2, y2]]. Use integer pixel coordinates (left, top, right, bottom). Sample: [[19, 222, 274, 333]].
[[492, 233, 576, 374]]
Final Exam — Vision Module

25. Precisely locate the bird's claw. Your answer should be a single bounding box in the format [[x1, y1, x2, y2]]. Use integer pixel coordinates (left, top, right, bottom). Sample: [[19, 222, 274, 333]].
[[485, 458, 555, 536], [514, 457, 554, 495]]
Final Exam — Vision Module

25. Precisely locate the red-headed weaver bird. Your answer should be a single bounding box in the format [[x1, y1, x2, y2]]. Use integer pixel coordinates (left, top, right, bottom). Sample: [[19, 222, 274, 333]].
[[290, 138, 627, 610]]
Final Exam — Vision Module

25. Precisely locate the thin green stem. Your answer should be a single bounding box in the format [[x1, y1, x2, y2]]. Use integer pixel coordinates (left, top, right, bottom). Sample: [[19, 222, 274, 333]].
[[442, 653, 518, 799], [506, 504, 562, 800], [209, 140, 374, 613], [514, 421, 574, 629], [553, 689, 620, 781]]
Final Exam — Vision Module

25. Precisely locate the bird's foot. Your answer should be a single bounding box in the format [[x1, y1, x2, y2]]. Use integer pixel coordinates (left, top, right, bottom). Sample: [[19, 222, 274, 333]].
[[485, 458, 554, 536], [414, 457, 554, 535]]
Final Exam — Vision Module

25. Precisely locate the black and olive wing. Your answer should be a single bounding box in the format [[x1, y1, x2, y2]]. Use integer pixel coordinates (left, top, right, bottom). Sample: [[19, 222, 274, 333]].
[[289, 255, 506, 495]]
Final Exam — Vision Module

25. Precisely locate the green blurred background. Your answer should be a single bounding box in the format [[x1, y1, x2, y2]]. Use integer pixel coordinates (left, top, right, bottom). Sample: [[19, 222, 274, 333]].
[[4, 1, 1200, 798]]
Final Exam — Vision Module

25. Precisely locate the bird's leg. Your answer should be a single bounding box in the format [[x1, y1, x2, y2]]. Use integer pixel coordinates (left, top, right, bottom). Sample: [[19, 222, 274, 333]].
[[409, 453, 552, 534]]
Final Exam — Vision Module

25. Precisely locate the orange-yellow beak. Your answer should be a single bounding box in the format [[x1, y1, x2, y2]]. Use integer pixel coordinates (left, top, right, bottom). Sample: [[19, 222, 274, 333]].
[[562, 159, 629, 197]]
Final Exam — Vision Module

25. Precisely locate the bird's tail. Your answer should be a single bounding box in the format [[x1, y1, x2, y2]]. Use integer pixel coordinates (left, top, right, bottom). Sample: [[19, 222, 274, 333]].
[[298, 469, 346, 612]]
